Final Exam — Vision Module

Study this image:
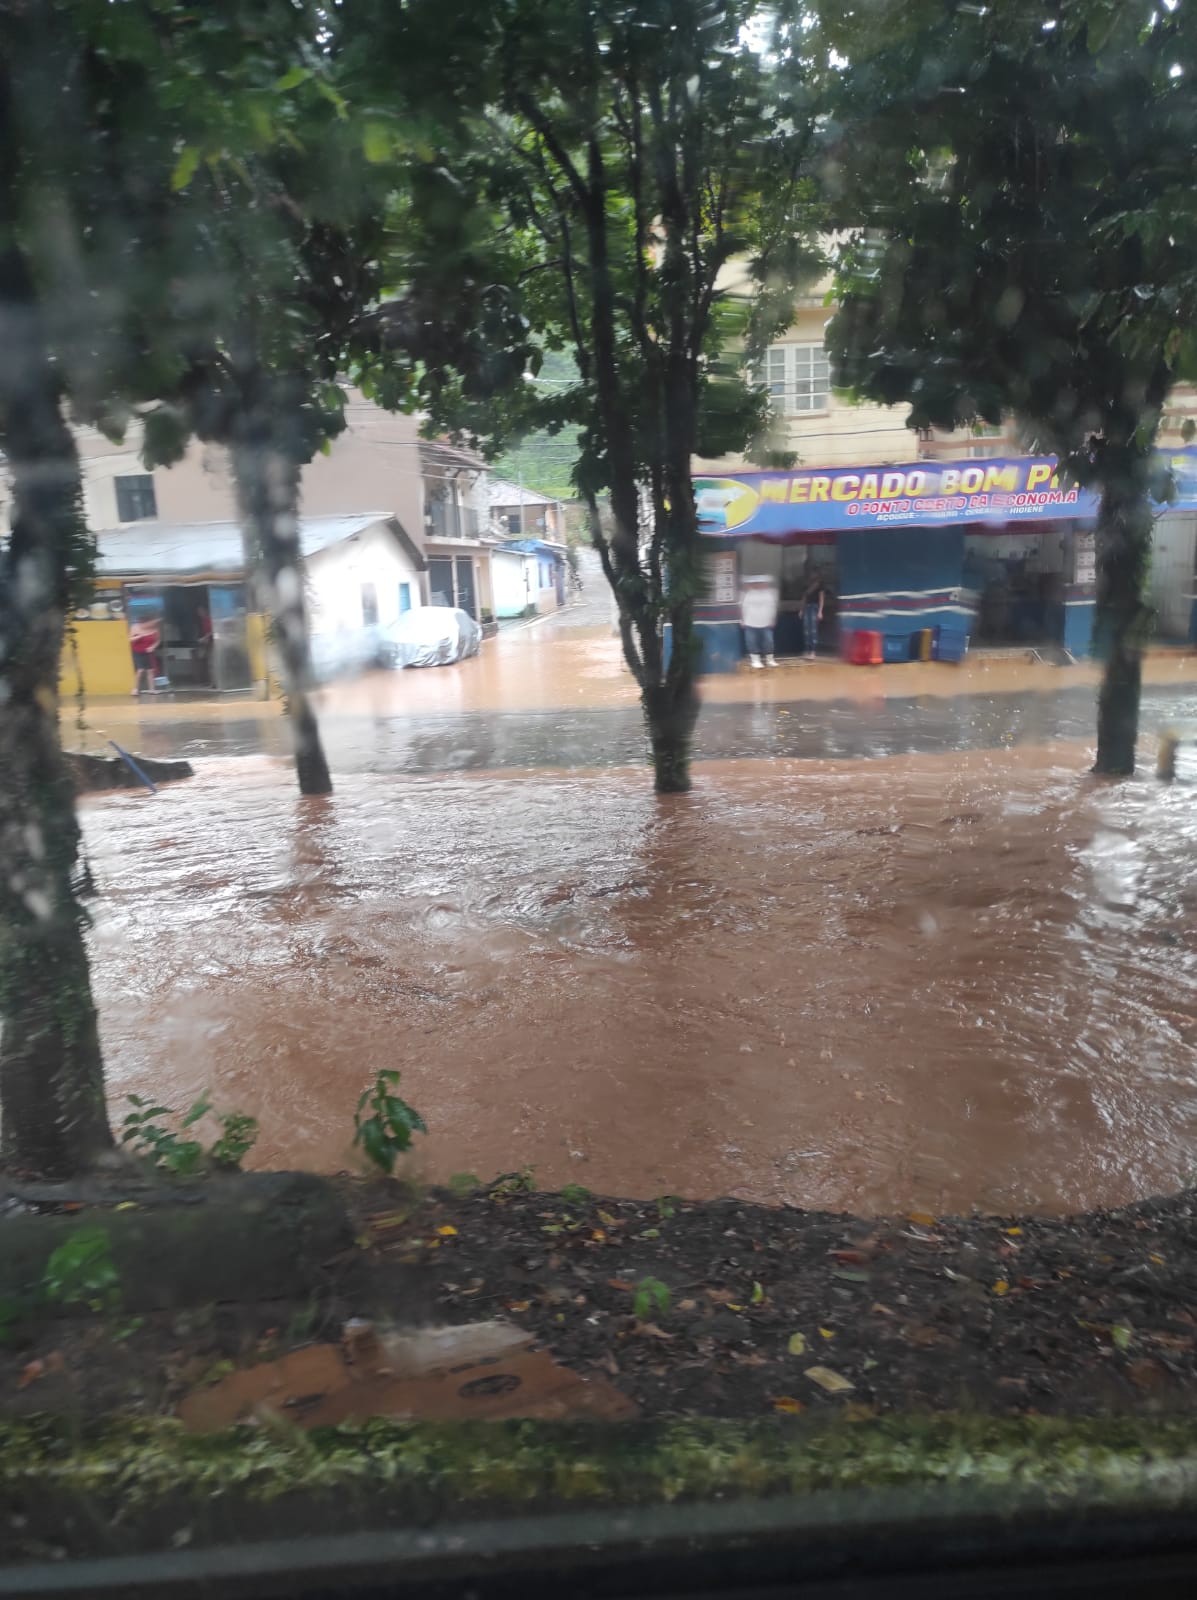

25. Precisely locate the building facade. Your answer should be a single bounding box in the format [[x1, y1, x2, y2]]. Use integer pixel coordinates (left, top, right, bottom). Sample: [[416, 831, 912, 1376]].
[[6, 392, 533, 699], [690, 281, 1197, 670]]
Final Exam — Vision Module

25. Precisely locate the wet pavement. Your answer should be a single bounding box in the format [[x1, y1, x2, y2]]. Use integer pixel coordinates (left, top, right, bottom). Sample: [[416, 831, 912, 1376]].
[[78, 681, 1197, 774]]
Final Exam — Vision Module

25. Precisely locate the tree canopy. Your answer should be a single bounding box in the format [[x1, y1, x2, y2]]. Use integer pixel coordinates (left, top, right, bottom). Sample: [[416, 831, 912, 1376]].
[[363, 0, 825, 790], [824, 0, 1197, 772]]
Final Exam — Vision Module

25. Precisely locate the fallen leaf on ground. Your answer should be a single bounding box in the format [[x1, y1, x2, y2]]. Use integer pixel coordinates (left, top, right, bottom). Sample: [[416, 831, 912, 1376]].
[[805, 1366, 855, 1394], [607, 1279, 635, 1292], [1127, 1358, 1167, 1391], [1112, 1324, 1133, 1351], [871, 1302, 895, 1317], [787, 1332, 807, 1356], [366, 1212, 408, 1233], [635, 1322, 675, 1341], [1004, 1226, 1023, 1237], [705, 1288, 738, 1305], [991, 1279, 1010, 1296], [818, 1327, 836, 1341], [17, 1360, 44, 1389], [830, 1249, 867, 1266], [772, 1395, 803, 1414], [506, 1300, 531, 1313], [750, 1281, 766, 1305], [844, 1403, 877, 1422], [907, 1211, 936, 1227], [1149, 1331, 1195, 1352], [436, 1225, 458, 1237], [1149, 1253, 1166, 1266], [905, 1325, 944, 1348]]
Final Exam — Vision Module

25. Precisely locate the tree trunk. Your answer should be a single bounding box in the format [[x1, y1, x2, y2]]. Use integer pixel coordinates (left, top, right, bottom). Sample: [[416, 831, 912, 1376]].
[[1093, 458, 1153, 778], [0, 249, 113, 1177], [231, 426, 333, 797], [644, 678, 700, 795]]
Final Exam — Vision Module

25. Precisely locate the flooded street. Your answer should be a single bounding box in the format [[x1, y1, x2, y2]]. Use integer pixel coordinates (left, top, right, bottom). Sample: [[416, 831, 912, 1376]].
[[81, 741, 1197, 1217]]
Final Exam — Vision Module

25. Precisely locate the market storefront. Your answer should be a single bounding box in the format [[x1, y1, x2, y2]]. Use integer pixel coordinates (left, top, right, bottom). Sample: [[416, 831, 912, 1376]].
[[692, 452, 1197, 672]]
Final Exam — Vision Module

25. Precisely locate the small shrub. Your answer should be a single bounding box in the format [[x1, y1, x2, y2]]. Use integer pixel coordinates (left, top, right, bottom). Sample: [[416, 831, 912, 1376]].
[[121, 1093, 258, 1175], [559, 1182, 591, 1208], [448, 1171, 482, 1196], [631, 1276, 671, 1320], [353, 1070, 427, 1176], [489, 1166, 535, 1199], [210, 1111, 259, 1169], [42, 1228, 121, 1316]]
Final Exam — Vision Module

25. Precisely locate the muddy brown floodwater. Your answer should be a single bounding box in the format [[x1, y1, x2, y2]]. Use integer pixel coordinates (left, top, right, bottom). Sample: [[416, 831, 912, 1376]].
[[81, 746, 1197, 1217]]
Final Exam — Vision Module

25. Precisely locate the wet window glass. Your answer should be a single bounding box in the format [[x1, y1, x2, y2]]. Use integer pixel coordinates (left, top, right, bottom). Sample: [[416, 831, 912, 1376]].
[[2, 0, 1197, 1592]]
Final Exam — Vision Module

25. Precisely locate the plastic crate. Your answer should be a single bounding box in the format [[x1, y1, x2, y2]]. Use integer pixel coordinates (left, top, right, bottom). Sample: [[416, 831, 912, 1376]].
[[915, 627, 934, 662], [882, 634, 910, 663], [933, 625, 969, 663], [849, 629, 883, 666]]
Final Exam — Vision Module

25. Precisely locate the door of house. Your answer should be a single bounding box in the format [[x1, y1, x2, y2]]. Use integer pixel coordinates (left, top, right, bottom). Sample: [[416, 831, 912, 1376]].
[[428, 558, 454, 608], [208, 584, 253, 692], [1150, 514, 1197, 640], [453, 556, 477, 619]]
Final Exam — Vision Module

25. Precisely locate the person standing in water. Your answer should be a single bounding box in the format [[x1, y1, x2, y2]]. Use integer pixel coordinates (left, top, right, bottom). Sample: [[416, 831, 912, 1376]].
[[802, 569, 825, 660], [740, 573, 779, 669]]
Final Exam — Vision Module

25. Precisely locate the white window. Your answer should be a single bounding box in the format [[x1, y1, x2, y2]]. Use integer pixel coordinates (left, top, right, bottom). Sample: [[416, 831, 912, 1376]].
[[764, 344, 830, 414]]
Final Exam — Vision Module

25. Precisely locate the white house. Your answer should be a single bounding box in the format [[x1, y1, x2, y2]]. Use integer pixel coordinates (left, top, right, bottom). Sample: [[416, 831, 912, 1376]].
[[80, 512, 424, 696]]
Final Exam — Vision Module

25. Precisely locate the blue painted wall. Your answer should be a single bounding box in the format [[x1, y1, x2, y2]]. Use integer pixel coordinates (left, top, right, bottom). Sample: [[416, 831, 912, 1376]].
[[1063, 598, 1095, 657], [665, 620, 743, 675], [837, 526, 971, 645]]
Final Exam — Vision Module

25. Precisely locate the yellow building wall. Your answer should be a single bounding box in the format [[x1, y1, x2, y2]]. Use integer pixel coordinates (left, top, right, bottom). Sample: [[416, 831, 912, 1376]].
[[58, 611, 280, 701], [59, 620, 132, 700], [245, 611, 281, 699]]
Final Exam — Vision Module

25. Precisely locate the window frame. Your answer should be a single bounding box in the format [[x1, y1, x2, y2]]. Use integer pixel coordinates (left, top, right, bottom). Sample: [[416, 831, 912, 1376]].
[[114, 473, 158, 523], [763, 343, 831, 415]]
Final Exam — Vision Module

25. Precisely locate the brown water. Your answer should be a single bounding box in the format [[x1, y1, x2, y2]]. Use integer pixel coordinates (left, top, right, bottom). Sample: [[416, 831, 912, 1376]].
[[81, 747, 1197, 1216]]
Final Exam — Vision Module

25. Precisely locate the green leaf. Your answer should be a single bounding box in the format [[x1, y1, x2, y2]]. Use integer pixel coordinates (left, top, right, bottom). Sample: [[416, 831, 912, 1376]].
[[171, 146, 202, 192], [274, 65, 311, 92], [362, 122, 392, 164], [358, 1117, 393, 1175], [314, 78, 348, 118], [181, 1095, 212, 1129]]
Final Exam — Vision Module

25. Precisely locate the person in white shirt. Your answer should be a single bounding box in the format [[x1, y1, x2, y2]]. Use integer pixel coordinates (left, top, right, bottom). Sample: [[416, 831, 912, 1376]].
[[739, 574, 779, 668]]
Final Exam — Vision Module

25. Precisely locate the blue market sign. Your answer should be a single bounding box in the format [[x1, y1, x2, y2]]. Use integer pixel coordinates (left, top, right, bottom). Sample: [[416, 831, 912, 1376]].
[[695, 450, 1197, 538]]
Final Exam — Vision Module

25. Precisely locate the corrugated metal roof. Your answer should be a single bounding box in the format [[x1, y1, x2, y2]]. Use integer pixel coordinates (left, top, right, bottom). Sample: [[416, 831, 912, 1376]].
[[486, 476, 558, 508], [95, 513, 394, 577]]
